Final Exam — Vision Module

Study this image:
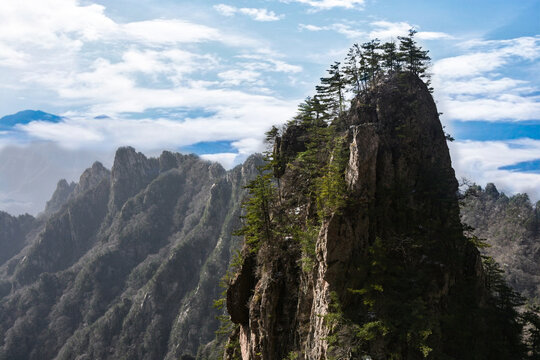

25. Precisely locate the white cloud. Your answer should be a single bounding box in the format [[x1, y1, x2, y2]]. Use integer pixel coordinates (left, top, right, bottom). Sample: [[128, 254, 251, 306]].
[[433, 52, 506, 79], [198, 137, 265, 169], [299, 23, 365, 39], [218, 69, 263, 86], [214, 4, 237, 16], [434, 36, 540, 80], [299, 24, 324, 32], [0, 0, 117, 45], [200, 153, 239, 169], [300, 21, 450, 41], [433, 36, 540, 122], [121, 20, 222, 44], [369, 21, 451, 41], [214, 4, 283, 21], [232, 138, 266, 154], [441, 95, 540, 121], [416, 31, 453, 40], [0, 43, 29, 67], [436, 77, 529, 96], [239, 8, 283, 21], [450, 139, 540, 201], [238, 54, 303, 73], [368, 21, 410, 40], [283, 0, 365, 10]]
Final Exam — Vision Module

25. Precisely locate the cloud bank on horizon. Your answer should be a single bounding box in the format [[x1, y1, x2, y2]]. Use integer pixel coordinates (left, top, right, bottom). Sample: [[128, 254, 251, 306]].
[[0, 0, 539, 214]]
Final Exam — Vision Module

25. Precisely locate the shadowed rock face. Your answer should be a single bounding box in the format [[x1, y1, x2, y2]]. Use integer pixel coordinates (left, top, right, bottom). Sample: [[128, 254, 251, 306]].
[[226, 74, 494, 360], [0, 148, 262, 360]]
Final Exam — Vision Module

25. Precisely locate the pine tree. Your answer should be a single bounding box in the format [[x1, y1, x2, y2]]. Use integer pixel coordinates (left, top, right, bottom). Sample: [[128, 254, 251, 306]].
[[343, 43, 363, 94], [316, 62, 346, 119], [381, 41, 401, 73], [360, 39, 381, 84], [235, 163, 276, 252], [398, 29, 431, 78], [294, 96, 329, 126]]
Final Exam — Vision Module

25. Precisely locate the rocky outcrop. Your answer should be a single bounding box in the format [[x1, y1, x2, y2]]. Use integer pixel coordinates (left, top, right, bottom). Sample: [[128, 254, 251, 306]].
[[73, 161, 110, 197], [226, 74, 507, 359], [109, 146, 160, 212], [0, 149, 262, 360], [43, 179, 76, 216]]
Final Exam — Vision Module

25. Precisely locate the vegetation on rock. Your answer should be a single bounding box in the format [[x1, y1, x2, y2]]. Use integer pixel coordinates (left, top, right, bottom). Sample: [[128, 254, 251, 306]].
[[224, 33, 533, 360]]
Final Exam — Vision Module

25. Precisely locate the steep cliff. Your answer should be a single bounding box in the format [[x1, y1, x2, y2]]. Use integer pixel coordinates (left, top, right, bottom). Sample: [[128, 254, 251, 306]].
[[0, 147, 261, 360], [226, 74, 524, 359]]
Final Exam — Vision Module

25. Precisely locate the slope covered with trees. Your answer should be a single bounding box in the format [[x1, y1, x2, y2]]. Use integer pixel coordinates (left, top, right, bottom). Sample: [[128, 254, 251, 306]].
[[0, 148, 262, 360]]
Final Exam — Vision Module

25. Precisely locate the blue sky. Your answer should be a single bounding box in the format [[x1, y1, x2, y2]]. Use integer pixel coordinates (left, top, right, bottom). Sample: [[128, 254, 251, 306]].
[[0, 0, 539, 207]]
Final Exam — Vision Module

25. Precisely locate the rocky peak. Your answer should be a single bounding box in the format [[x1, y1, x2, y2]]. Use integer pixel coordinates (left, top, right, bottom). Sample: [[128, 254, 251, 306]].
[[484, 182, 500, 198], [74, 161, 110, 197], [159, 150, 180, 172], [346, 73, 459, 238], [110, 146, 159, 211], [43, 179, 76, 216], [226, 74, 510, 359]]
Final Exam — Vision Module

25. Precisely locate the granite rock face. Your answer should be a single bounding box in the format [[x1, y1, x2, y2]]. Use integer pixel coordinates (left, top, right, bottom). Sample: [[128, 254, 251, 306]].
[[0, 148, 261, 360], [226, 75, 497, 359]]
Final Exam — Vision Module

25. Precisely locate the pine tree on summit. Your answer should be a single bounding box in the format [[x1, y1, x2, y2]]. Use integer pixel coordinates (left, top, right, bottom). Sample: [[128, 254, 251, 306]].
[[398, 29, 431, 78], [360, 39, 381, 84], [381, 41, 401, 73]]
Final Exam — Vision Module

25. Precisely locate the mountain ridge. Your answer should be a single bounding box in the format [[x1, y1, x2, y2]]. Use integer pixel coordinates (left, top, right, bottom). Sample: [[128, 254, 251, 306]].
[[0, 146, 262, 360]]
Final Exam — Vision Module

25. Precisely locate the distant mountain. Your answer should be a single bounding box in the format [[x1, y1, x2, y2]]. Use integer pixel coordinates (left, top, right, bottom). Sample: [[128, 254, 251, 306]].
[[461, 183, 540, 299], [0, 110, 61, 128], [0, 147, 261, 360]]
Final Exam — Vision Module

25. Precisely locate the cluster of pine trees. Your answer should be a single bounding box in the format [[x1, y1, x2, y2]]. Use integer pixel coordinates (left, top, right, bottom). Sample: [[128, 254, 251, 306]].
[[296, 29, 431, 123]]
